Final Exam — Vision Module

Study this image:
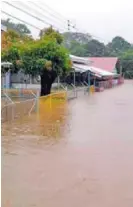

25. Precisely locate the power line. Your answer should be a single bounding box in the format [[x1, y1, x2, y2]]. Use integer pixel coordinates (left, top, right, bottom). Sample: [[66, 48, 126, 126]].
[[4, 2, 55, 29], [2, 9, 106, 43], [2, 1, 108, 42], [31, 2, 67, 25], [18, 1, 67, 29], [3, 1, 86, 35], [1, 10, 42, 31], [1, 10, 71, 61], [1, 11, 72, 48], [40, 1, 73, 24], [29, 1, 76, 30], [40, 2, 76, 30], [1, 11, 68, 45], [3, 1, 68, 33], [22, 1, 75, 31]]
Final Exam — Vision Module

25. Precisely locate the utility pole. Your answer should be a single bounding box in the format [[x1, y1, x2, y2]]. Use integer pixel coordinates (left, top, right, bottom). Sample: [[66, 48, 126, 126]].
[[67, 20, 70, 31]]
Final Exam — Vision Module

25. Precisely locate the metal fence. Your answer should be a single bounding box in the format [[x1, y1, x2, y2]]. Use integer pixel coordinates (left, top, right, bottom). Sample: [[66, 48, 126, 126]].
[[1, 79, 125, 123], [1, 88, 38, 100], [96, 78, 124, 91], [1, 98, 37, 123], [1, 85, 90, 123]]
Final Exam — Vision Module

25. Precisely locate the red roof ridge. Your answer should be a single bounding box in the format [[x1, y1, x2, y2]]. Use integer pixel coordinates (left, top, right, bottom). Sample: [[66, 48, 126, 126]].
[[88, 57, 118, 72]]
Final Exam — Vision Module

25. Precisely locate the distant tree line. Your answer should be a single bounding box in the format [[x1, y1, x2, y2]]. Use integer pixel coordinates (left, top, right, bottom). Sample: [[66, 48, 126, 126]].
[[63, 32, 133, 78]]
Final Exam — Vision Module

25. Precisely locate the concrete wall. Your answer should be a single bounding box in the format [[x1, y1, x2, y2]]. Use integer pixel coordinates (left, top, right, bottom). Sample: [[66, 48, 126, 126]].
[[11, 71, 39, 84], [12, 83, 40, 89], [11, 72, 58, 84], [12, 83, 59, 89]]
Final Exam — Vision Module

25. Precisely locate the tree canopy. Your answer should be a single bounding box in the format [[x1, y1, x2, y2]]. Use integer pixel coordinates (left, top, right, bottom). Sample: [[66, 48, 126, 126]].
[[2, 26, 72, 96], [1, 29, 33, 51], [39, 26, 63, 44], [107, 36, 131, 55]]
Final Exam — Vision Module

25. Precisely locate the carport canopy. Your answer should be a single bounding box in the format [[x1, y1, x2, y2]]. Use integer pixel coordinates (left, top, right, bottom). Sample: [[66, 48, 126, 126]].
[[72, 63, 114, 78]]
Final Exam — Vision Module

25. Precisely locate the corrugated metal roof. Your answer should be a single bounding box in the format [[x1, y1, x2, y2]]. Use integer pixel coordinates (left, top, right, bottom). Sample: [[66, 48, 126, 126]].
[[88, 57, 118, 73], [73, 63, 114, 77], [70, 55, 91, 65]]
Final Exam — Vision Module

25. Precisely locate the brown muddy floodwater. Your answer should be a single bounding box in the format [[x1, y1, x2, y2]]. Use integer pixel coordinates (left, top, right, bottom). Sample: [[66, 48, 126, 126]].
[[2, 81, 133, 207]]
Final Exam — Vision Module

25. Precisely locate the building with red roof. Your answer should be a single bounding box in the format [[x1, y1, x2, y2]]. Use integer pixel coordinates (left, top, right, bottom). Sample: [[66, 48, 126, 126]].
[[88, 57, 119, 74]]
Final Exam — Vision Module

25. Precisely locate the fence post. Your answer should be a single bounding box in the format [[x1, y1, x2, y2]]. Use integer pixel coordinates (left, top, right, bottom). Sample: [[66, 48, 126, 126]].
[[71, 84, 77, 98], [57, 76, 60, 91], [65, 86, 67, 100], [12, 103, 14, 121], [50, 94, 52, 109], [88, 71, 90, 91], [36, 90, 40, 113], [60, 84, 67, 100]]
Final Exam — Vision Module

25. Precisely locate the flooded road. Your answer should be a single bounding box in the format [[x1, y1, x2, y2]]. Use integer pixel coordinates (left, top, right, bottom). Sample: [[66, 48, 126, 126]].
[[2, 81, 133, 207]]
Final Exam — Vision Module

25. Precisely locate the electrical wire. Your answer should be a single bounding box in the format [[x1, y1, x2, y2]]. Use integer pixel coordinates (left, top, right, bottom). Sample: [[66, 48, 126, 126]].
[[40, 1, 76, 29], [2, 2, 84, 35], [19, 1, 75, 31], [17, 1, 67, 29], [3, 1, 69, 33], [4, 2, 57, 30], [1, 10, 42, 31], [27, 1, 76, 30], [2, 1, 109, 42], [39, 1, 72, 23], [31, 2, 67, 24]]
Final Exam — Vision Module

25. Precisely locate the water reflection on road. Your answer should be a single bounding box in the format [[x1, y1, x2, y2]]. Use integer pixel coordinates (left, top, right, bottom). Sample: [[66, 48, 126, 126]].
[[2, 82, 133, 207]]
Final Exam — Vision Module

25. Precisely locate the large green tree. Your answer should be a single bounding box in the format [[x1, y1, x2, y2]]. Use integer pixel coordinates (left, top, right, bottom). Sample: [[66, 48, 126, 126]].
[[2, 27, 71, 96], [63, 33, 108, 57], [120, 49, 133, 78], [84, 39, 108, 57], [106, 36, 131, 56], [63, 32, 92, 45], [68, 41, 88, 57]]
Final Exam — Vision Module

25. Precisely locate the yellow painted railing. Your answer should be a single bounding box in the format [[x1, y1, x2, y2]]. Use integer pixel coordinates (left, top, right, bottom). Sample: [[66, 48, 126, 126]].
[[38, 91, 67, 112], [1, 91, 67, 123], [89, 85, 95, 94]]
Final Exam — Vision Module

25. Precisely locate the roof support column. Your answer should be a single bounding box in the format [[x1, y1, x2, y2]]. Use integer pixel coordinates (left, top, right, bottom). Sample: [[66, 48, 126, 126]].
[[88, 71, 90, 87], [73, 70, 75, 86]]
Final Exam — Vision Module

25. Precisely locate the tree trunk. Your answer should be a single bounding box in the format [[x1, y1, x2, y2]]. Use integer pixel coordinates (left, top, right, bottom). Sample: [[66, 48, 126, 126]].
[[40, 70, 57, 96], [40, 83, 47, 96]]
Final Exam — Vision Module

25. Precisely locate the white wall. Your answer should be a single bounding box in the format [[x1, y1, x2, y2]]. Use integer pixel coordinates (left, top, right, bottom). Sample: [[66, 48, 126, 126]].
[[12, 83, 60, 89]]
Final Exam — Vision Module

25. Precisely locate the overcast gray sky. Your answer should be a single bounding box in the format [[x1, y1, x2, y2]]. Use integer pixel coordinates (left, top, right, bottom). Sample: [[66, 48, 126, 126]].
[[1, 0, 133, 43]]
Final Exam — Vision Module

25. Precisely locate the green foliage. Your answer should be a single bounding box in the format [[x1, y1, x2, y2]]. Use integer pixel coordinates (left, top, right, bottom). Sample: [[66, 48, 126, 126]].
[[120, 49, 133, 60], [120, 49, 133, 77], [68, 41, 88, 57], [2, 27, 71, 76], [84, 39, 108, 57], [107, 36, 131, 55], [63, 32, 132, 57], [6, 30, 20, 40], [63, 32, 92, 45], [2, 18, 31, 36], [40, 26, 63, 44], [1, 45, 21, 72]]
